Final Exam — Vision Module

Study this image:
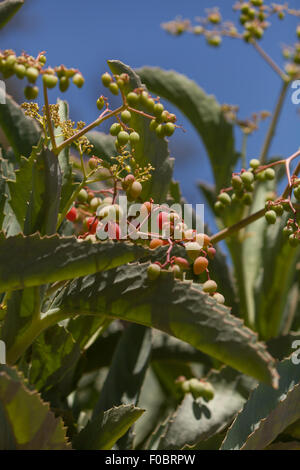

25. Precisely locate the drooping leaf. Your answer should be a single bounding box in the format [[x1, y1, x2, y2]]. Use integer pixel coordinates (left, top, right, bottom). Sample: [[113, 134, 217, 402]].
[[0, 367, 70, 450], [87, 131, 117, 164], [0, 95, 41, 162], [55, 263, 279, 387], [0, 234, 150, 293], [73, 404, 144, 450], [221, 358, 300, 450], [108, 60, 174, 203], [0, 0, 23, 29], [136, 67, 237, 191]]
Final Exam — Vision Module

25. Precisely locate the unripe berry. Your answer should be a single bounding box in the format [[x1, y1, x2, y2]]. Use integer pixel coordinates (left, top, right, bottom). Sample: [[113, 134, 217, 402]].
[[126, 92, 139, 106], [214, 201, 225, 212], [265, 168, 275, 180], [217, 192, 231, 206], [90, 197, 101, 212], [59, 76, 70, 92], [77, 188, 88, 203], [250, 159, 260, 169], [88, 157, 98, 170], [265, 210, 277, 224], [129, 131, 140, 145], [66, 206, 77, 222], [283, 226, 294, 238], [188, 378, 215, 401], [193, 256, 209, 275], [207, 35, 222, 47], [185, 242, 201, 261], [294, 186, 300, 201], [213, 292, 225, 304], [24, 85, 39, 100], [6, 54, 16, 67], [256, 170, 266, 181], [109, 82, 119, 95], [43, 73, 58, 89], [117, 131, 130, 146], [26, 67, 39, 83], [231, 175, 243, 190], [128, 181, 142, 199], [72, 73, 84, 88], [242, 193, 253, 206], [155, 124, 165, 138], [153, 103, 164, 116], [164, 122, 175, 137], [146, 98, 155, 112], [96, 96, 105, 110], [203, 280, 217, 293], [273, 204, 283, 216], [39, 55, 46, 65], [110, 122, 122, 136], [14, 63, 26, 79], [147, 263, 161, 281], [121, 110, 131, 123], [241, 171, 254, 186], [122, 174, 135, 189], [171, 264, 182, 279], [289, 234, 299, 247], [149, 238, 164, 249], [101, 72, 112, 87], [140, 91, 149, 106]]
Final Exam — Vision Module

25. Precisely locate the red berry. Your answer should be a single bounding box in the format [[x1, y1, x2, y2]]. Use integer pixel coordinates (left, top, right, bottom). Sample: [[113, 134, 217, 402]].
[[193, 256, 209, 275], [87, 217, 98, 234], [207, 247, 216, 259], [173, 257, 190, 270], [150, 238, 164, 249], [66, 207, 77, 222], [105, 221, 120, 240]]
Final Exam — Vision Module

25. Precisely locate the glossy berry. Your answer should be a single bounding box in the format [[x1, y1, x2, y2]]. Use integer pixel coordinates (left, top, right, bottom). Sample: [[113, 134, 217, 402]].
[[86, 217, 98, 234], [214, 201, 225, 212], [59, 76, 69, 92], [128, 181, 142, 199], [193, 256, 209, 275], [217, 192, 231, 206], [150, 238, 164, 249], [96, 96, 105, 110], [231, 175, 243, 190], [126, 92, 139, 106], [155, 124, 165, 138], [265, 210, 277, 224], [164, 122, 175, 137], [250, 159, 260, 169], [73, 73, 85, 88], [77, 188, 88, 203], [14, 63, 26, 79], [122, 174, 135, 190], [66, 206, 77, 222], [241, 171, 254, 186], [273, 204, 284, 216], [88, 157, 98, 170], [117, 131, 130, 145], [129, 131, 140, 145], [26, 67, 39, 83], [153, 103, 164, 116], [39, 55, 47, 65], [43, 73, 58, 89], [172, 265, 182, 279], [202, 280, 218, 293], [110, 123, 122, 136], [174, 257, 190, 271], [149, 119, 158, 131], [265, 168, 275, 180], [146, 98, 155, 112], [24, 85, 39, 100], [207, 247, 216, 259], [207, 35, 222, 47], [109, 82, 119, 95], [90, 197, 101, 212], [121, 110, 131, 123], [213, 293, 225, 304], [147, 263, 161, 281], [101, 72, 112, 87]]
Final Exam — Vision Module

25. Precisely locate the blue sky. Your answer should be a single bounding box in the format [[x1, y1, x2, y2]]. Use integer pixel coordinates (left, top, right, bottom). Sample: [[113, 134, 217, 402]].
[[2, 0, 300, 230]]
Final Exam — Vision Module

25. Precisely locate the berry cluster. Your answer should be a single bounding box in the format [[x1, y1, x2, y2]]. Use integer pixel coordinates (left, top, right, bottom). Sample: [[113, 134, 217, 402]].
[[0, 49, 84, 100], [215, 159, 275, 212], [175, 376, 215, 401]]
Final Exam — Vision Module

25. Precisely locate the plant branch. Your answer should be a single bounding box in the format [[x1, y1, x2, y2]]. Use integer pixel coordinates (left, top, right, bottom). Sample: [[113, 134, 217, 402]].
[[43, 82, 57, 152], [251, 39, 287, 80]]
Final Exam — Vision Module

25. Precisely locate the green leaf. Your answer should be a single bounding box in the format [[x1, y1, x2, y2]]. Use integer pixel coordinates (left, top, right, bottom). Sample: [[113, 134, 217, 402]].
[[158, 367, 252, 450], [108, 60, 174, 203], [0, 367, 70, 449], [0, 0, 23, 29], [55, 263, 279, 387], [0, 95, 41, 162], [136, 66, 237, 191], [0, 234, 149, 293], [87, 131, 117, 164], [221, 358, 300, 450], [73, 404, 144, 450], [265, 441, 300, 450], [92, 323, 151, 449]]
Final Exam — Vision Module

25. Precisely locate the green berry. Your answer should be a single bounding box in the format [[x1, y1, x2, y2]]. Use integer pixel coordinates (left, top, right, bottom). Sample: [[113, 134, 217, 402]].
[[289, 234, 299, 247], [273, 204, 283, 216], [129, 181, 142, 199], [265, 168, 275, 180], [72, 73, 85, 88], [59, 76, 70, 92], [96, 96, 104, 110], [294, 186, 300, 201], [24, 85, 39, 100], [164, 122, 175, 137], [88, 157, 98, 170], [217, 192, 231, 206], [242, 193, 253, 205], [231, 175, 243, 190], [126, 92, 139, 106], [250, 158, 260, 169], [153, 103, 164, 117], [265, 210, 277, 224], [202, 280, 218, 293], [6, 54, 16, 67], [140, 91, 149, 106], [155, 124, 165, 138], [77, 188, 88, 203], [214, 201, 225, 212], [121, 110, 131, 123], [147, 263, 161, 281], [26, 67, 39, 83], [43, 73, 58, 89], [149, 119, 158, 131], [207, 35, 222, 47], [185, 242, 201, 261], [283, 226, 294, 238], [101, 72, 112, 87], [117, 131, 130, 146], [241, 171, 254, 186], [129, 131, 140, 145], [256, 170, 266, 181], [14, 63, 26, 79], [146, 98, 155, 112], [90, 197, 101, 211], [39, 55, 46, 65], [110, 123, 121, 136], [109, 82, 119, 95]]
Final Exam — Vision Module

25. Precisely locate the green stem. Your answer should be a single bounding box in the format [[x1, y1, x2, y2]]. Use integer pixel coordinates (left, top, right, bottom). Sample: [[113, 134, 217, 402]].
[[259, 81, 289, 164], [43, 82, 57, 152], [241, 133, 248, 169]]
